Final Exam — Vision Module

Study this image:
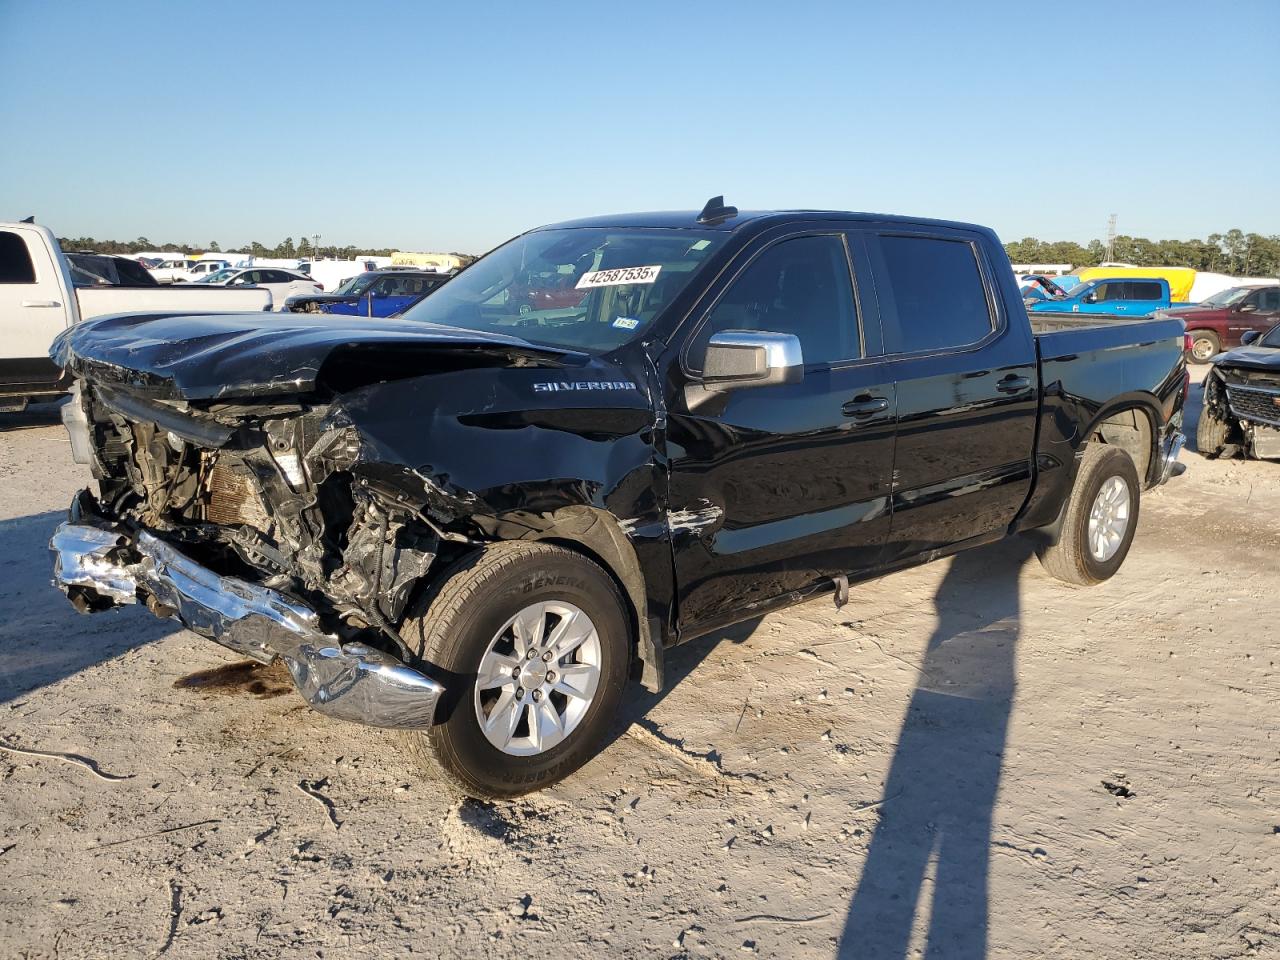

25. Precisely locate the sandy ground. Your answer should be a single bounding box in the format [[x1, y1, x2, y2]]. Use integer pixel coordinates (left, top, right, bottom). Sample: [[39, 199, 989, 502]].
[[1, 374, 1277, 960]]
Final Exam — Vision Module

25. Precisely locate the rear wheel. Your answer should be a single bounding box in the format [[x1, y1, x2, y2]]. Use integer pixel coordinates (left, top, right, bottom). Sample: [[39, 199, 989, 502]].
[[1037, 444, 1141, 586], [1187, 330, 1220, 364], [400, 541, 631, 798]]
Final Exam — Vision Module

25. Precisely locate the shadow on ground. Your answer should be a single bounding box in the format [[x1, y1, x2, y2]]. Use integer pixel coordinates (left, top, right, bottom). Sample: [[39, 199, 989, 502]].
[[0, 510, 170, 705], [604, 616, 763, 757], [0, 399, 66, 433], [838, 538, 1036, 959]]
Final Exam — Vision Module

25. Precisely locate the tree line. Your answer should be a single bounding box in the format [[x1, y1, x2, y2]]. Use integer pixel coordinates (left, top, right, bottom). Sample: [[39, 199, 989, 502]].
[[56, 235, 473, 261], [1004, 229, 1280, 277]]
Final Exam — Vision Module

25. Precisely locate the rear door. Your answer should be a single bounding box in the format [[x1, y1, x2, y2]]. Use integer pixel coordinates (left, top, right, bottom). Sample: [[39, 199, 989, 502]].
[[1126, 280, 1166, 316], [0, 227, 69, 365], [667, 229, 896, 634], [864, 228, 1038, 559]]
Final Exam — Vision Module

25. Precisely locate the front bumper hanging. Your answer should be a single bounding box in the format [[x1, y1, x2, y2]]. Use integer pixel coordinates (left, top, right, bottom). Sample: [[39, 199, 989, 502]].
[[49, 512, 443, 730]]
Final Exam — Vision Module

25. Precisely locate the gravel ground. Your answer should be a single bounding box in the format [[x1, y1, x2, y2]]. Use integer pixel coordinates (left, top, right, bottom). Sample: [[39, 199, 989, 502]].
[[1, 375, 1277, 960]]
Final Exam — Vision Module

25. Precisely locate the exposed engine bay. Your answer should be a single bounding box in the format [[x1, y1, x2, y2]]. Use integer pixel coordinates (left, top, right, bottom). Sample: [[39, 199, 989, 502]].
[[1203, 366, 1280, 461], [67, 383, 451, 646]]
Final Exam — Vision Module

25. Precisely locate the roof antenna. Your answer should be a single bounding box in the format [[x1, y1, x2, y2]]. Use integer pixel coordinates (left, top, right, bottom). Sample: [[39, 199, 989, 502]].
[[20, 215, 34, 223], [696, 196, 737, 225]]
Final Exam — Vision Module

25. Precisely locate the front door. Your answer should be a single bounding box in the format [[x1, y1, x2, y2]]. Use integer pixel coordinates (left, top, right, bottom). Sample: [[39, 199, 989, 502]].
[[0, 226, 69, 372], [1080, 280, 1124, 314], [1233, 288, 1280, 342], [863, 229, 1039, 560], [666, 231, 896, 635]]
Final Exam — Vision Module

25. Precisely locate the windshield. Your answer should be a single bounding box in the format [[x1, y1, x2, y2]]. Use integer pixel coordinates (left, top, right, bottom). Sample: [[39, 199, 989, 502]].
[[1260, 324, 1280, 348], [198, 269, 238, 284], [333, 272, 379, 296], [400, 227, 727, 352], [1199, 286, 1255, 307]]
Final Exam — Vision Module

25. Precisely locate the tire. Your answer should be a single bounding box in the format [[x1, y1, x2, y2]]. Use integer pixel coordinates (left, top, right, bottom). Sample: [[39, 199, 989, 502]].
[[1187, 330, 1220, 364], [400, 541, 630, 798], [1196, 398, 1231, 458], [1037, 444, 1141, 587]]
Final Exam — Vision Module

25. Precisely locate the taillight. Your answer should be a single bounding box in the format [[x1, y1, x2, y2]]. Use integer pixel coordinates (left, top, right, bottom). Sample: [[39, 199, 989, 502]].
[[1183, 333, 1193, 353]]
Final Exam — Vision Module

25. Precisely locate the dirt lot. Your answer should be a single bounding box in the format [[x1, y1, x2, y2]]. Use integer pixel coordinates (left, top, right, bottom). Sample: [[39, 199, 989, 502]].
[[1, 375, 1277, 960]]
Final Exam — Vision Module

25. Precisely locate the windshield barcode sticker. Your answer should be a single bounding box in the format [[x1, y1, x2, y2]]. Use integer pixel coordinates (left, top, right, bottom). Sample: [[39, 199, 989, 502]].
[[576, 265, 662, 289]]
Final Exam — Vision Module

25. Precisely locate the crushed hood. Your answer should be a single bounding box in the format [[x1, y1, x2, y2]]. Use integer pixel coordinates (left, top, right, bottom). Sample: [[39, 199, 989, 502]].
[[1212, 344, 1280, 372], [51, 311, 589, 400]]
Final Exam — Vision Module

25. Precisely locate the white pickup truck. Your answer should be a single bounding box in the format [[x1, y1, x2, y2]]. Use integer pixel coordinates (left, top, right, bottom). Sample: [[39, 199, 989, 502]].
[[1, 222, 273, 408]]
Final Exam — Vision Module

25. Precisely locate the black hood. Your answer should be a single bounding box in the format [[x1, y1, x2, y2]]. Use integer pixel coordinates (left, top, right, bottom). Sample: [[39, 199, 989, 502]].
[[51, 311, 589, 400], [1212, 343, 1280, 372]]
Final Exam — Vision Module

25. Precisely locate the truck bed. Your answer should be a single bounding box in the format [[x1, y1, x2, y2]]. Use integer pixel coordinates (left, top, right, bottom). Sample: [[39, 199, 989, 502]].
[[1030, 312, 1184, 358], [1029, 310, 1169, 334]]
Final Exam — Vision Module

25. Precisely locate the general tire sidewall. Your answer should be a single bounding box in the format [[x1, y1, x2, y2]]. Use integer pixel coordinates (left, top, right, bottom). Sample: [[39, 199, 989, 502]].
[[1071, 448, 1140, 582], [428, 554, 629, 793]]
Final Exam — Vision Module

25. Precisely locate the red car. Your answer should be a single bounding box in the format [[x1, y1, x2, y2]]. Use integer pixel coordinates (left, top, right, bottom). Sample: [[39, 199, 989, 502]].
[[1164, 284, 1280, 363], [509, 273, 587, 314]]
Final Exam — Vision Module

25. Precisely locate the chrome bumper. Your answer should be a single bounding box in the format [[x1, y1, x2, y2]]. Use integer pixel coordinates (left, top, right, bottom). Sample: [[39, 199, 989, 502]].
[[50, 519, 443, 729], [1157, 421, 1187, 486]]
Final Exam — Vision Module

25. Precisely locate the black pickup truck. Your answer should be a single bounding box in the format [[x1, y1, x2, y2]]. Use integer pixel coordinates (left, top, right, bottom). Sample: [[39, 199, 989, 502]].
[[49, 199, 1188, 797]]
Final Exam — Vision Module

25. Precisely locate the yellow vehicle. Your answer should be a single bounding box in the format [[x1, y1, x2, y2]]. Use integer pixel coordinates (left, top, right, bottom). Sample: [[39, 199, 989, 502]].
[[1077, 266, 1196, 302], [391, 251, 470, 272]]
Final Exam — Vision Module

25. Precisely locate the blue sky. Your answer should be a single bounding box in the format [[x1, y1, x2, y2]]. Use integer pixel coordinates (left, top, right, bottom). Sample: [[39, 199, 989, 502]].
[[1, 0, 1276, 253]]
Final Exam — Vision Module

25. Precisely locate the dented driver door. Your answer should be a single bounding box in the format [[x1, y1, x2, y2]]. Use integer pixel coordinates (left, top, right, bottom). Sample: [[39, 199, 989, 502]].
[[663, 230, 896, 637]]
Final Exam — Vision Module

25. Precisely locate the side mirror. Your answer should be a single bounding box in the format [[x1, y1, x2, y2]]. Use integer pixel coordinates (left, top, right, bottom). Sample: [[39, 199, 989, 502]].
[[1239, 303, 1258, 313], [1241, 329, 1261, 345], [1083, 292, 1098, 304], [687, 331, 803, 410]]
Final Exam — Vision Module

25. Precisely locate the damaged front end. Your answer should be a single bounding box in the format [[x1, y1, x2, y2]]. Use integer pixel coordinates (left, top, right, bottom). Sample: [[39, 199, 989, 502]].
[[1206, 365, 1280, 461], [52, 380, 463, 728]]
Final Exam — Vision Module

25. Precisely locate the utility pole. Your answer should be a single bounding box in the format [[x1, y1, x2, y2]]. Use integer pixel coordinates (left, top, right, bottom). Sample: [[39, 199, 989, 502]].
[[313, 234, 321, 260], [1104, 214, 1118, 263]]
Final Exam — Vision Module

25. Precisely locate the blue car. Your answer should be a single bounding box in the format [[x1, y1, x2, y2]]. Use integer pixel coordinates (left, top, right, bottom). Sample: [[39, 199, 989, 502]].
[[1028, 277, 1172, 317], [284, 270, 450, 317]]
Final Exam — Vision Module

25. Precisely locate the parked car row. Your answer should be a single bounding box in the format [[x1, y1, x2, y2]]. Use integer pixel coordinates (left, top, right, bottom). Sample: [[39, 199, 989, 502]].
[[284, 269, 450, 316], [196, 267, 321, 306], [150, 258, 230, 283], [1018, 269, 1280, 365], [0, 222, 272, 408], [1159, 285, 1280, 362]]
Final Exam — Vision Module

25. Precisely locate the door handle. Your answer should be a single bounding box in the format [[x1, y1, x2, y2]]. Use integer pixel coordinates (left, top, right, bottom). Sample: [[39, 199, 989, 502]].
[[842, 396, 889, 417], [997, 375, 1032, 394], [22, 299, 61, 308]]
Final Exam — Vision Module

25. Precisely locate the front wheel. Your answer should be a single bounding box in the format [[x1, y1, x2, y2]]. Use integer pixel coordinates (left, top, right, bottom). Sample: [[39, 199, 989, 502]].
[[1037, 444, 1141, 586], [400, 541, 631, 798], [1196, 398, 1232, 458]]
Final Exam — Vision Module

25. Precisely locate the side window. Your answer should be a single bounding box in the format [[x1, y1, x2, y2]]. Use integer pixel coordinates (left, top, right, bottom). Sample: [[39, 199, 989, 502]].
[[1254, 289, 1280, 312], [875, 235, 993, 353], [694, 235, 859, 367], [0, 231, 37, 283], [1129, 281, 1163, 301], [1092, 282, 1116, 302]]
